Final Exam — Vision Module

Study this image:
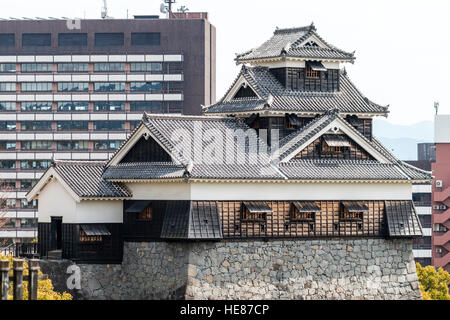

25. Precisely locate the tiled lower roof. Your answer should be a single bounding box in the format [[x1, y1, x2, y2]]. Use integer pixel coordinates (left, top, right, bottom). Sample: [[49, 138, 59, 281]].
[[53, 161, 131, 199], [385, 201, 423, 238], [103, 162, 186, 180], [204, 67, 388, 116], [279, 159, 414, 181]]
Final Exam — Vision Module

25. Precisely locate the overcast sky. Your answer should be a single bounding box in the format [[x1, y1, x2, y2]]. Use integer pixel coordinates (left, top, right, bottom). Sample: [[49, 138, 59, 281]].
[[2, 0, 450, 125]]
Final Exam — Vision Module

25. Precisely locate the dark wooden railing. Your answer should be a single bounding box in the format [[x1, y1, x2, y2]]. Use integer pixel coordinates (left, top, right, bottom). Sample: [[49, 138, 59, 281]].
[[0, 243, 39, 259], [0, 259, 39, 300]]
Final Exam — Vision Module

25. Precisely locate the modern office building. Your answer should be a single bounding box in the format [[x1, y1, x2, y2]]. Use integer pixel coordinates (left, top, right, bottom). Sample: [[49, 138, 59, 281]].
[[432, 115, 450, 272], [406, 159, 433, 266], [0, 13, 216, 244], [418, 143, 436, 162]]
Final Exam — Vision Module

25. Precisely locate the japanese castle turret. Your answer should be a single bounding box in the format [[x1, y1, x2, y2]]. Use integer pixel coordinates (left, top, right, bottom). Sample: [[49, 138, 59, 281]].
[[27, 24, 430, 300]]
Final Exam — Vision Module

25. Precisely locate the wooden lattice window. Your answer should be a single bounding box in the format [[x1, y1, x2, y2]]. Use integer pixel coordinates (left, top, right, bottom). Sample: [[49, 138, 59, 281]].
[[79, 230, 102, 243], [241, 202, 271, 222], [290, 202, 320, 222], [137, 205, 153, 221], [340, 202, 368, 222], [321, 140, 343, 153], [306, 65, 320, 79]]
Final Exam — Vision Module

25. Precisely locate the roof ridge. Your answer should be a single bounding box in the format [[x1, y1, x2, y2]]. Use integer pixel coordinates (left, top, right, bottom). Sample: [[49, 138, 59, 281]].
[[274, 24, 315, 35]]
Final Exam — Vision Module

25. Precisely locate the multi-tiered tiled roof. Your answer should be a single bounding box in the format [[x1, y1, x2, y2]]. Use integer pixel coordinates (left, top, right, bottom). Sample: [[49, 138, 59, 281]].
[[235, 24, 355, 63]]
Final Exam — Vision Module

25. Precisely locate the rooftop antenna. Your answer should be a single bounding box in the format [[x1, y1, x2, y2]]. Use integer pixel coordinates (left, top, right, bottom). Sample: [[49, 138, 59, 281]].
[[101, 0, 110, 19], [178, 5, 189, 13], [165, 0, 176, 13], [434, 101, 439, 115]]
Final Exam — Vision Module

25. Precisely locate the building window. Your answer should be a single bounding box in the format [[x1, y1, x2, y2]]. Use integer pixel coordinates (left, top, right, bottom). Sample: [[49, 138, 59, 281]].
[[57, 82, 89, 92], [20, 160, 51, 170], [57, 102, 89, 112], [0, 122, 16, 131], [0, 102, 16, 111], [165, 81, 183, 94], [241, 202, 271, 222], [0, 83, 16, 92], [130, 62, 163, 73], [94, 82, 125, 92], [57, 121, 88, 131], [21, 82, 52, 92], [321, 134, 351, 154], [93, 63, 125, 72], [131, 32, 160, 46], [21, 141, 53, 150], [21, 63, 52, 73], [0, 141, 16, 150], [20, 218, 38, 228], [21, 102, 52, 112], [20, 199, 37, 209], [20, 180, 37, 190], [0, 64, 16, 73], [22, 33, 51, 47], [137, 205, 153, 221], [94, 102, 125, 112], [129, 121, 140, 131], [57, 63, 89, 72], [1, 180, 16, 189], [130, 101, 163, 112], [0, 160, 15, 170], [93, 121, 125, 131], [130, 81, 162, 92], [58, 33, 87, 47], [79, 229, 103, 243], [94, 33, 124, 46], [0, 34, 15, 47], [306, 64, 320, 79], [340, 202, 368, 221], [2, 218, 16, 228], [57, 141, 89, 151], [290, 202, 320, 222], [433, 223, 448, 233], [21, 121, 51, 131], [93, 141, 123, 150]]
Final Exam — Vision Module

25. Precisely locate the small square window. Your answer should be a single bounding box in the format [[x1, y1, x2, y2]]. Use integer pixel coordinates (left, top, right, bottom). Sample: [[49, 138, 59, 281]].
[[137, 205, 153, 221]]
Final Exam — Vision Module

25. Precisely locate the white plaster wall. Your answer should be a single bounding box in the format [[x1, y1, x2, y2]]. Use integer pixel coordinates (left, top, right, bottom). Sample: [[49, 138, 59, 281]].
[[190, 182, 413, 201], [37, 179, 76, 223], [127, 182, 191, 200], [75, 201, 123, 224], [126, 181, 412, 201]]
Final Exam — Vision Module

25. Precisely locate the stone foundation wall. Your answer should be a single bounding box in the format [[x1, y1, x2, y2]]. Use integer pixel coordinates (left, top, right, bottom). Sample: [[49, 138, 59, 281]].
[[41, 239, 422, 300]]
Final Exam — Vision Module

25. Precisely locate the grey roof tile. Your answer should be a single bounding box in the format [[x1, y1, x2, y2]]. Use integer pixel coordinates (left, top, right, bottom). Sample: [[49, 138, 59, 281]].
[[385, 200, 423, 238], [53, 161, 131, 198], [204, 66, 388, 116], [236, 24, 355, 62]]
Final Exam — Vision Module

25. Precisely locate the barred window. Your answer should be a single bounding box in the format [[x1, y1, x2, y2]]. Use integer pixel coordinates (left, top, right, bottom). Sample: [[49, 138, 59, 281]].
[[137, 205, 153, 221], [79, 230, 103, 243], [306, 65, 319, 79]]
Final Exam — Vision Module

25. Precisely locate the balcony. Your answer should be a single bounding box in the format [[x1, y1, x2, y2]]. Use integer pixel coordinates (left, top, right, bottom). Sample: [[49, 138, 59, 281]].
[[434, 253, 450, 268], [434, 209, 450, 229], [434, 186, 450, 203], [434, 231, 450, 246]]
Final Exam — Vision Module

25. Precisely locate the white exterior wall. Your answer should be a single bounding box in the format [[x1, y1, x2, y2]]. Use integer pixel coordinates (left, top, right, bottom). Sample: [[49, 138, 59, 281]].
[[435, 115, 450, 143], [37, 179, 122, 224], [128, 181, 413, 201], [37, 179, 77, 223]]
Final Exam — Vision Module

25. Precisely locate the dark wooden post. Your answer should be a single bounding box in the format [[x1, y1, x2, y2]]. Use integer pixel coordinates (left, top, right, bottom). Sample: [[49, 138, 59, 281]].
[[28, 259, 39, 301], [0, 260, 9, 300], [12, 259, 24, 300]]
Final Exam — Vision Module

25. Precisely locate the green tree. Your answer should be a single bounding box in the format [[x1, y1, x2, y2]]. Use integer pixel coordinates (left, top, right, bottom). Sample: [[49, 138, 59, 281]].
[[416, 263, 450, 300]]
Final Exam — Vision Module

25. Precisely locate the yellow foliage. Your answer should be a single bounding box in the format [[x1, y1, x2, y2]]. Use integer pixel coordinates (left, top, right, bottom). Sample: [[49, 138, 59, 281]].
[[0, 254, 72, 300], [416, 263, 450, 300]]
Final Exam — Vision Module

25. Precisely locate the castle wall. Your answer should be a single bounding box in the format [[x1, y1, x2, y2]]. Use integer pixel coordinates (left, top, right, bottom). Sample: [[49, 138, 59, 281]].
[[41, 239, 422, 300]]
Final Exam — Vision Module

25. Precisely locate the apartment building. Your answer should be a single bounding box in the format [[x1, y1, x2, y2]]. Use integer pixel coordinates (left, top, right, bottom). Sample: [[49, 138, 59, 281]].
[[433, 115, 450, 272], [0, 14, 216, 244]]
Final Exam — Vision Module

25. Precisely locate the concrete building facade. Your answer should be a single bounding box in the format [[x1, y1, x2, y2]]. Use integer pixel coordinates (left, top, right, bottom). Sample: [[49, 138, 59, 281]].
[[0, 15, 216, 244]]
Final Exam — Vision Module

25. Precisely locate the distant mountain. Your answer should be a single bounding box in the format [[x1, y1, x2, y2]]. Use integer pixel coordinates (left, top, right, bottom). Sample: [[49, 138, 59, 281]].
[[373, 119, 434, 161]]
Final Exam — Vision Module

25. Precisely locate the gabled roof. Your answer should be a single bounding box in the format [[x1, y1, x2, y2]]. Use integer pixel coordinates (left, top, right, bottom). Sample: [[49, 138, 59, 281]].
[[26, 160, 131, 202], [203, 66, 389, 116], [236, 24, 355, 63]]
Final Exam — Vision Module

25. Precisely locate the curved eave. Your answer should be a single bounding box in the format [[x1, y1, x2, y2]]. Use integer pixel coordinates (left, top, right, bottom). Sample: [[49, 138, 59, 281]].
[[203, 110, 389, 118], [105, 178, 415, 184], [236, 55, 355, 65]]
